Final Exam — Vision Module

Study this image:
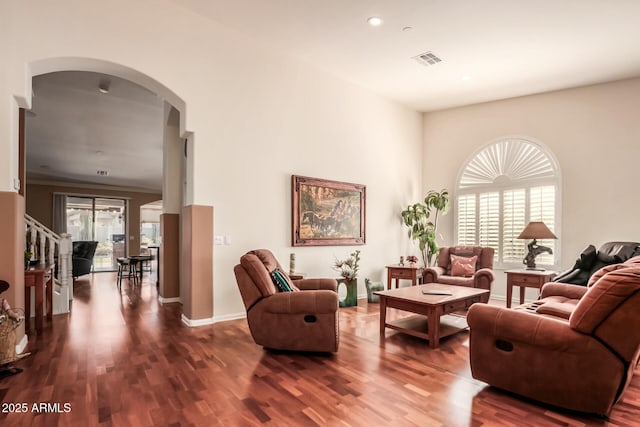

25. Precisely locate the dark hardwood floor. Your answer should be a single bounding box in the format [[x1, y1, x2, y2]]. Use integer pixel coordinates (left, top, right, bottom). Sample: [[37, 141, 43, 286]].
[[1, 273, 638, 426]]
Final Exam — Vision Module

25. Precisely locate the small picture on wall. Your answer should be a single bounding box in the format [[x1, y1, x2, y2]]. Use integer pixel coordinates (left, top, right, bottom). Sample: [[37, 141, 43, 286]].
[[292, 175, 366, 246]]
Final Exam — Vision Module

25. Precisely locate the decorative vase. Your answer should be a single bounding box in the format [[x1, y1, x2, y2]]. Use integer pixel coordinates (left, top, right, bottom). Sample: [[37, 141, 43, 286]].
[[337, 278, 358, 307], [365, 279, 384, 303]]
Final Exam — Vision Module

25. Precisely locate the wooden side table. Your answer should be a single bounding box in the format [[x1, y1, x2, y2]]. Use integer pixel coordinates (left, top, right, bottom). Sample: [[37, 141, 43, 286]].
[[24, 262, 55, 331], [505, 269, 556, 308], [385, 264, 422, 290]]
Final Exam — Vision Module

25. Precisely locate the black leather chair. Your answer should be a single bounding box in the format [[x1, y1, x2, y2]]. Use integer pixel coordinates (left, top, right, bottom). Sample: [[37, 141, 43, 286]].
[[553, 241, 640, 286], [72, 241, 98, 279]]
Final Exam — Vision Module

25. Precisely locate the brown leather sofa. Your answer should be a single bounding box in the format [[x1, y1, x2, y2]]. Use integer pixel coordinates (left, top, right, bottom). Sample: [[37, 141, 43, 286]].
[[467, 256, 640, 415], [234, 249, 339, 352], [423, 246, 494, 303]]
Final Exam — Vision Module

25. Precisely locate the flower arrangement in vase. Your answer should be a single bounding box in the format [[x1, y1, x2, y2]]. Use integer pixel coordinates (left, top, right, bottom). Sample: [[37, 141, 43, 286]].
[[332, 250, 360, 307], [406, 255, 418, 266]]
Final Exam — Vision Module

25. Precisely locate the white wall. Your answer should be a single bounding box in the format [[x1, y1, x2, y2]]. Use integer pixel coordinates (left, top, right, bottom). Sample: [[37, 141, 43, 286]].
[[0, 0, 422, 318], [163, 105, 182, 215], [209, 54, 423, 317], [423, 77, 640, 302]]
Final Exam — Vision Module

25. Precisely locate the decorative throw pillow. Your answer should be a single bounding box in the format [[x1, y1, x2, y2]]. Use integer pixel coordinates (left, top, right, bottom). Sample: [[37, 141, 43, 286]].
[[450, 254, 478, 277], [270, 268, 298, 292], [447, 247, 482, 274]]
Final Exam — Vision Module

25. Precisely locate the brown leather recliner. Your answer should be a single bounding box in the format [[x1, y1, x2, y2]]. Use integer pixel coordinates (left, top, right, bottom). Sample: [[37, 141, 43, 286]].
[[233, 249, 339, 352], [422, 246, 494, 303], [467, 256, 640, 415]]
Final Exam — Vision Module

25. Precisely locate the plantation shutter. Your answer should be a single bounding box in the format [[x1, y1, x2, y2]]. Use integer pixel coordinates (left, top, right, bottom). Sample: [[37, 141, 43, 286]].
[[457, 194, 477, 246], [456, 138, 559, 267], [478, 192, 499, 250], [530, 185, 556, 265], [503, 189, 526, 263]]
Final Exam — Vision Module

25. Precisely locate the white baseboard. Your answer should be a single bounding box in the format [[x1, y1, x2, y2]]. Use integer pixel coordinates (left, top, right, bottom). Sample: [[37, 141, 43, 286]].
[[158, 296, 181, 304], [180, 312, 246, 327], [16, 334, 28, 355], [181, 314, 215, 327], [212, 312, 246, 323]]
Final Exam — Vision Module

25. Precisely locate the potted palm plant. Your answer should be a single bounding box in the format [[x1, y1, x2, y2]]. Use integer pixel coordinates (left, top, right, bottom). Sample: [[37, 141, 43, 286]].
[[401, 189, 450, 267]]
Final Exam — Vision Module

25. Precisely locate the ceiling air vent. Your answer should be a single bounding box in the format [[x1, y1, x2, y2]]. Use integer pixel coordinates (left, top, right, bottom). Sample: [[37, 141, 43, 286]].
[[96, 170, 109, 176], [413, 51, 443, 67]]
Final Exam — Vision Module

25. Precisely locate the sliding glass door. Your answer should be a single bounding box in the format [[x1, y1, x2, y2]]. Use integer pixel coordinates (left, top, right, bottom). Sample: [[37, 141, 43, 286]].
[[66, 196, 93, 241], [66, 196, 127, 272]]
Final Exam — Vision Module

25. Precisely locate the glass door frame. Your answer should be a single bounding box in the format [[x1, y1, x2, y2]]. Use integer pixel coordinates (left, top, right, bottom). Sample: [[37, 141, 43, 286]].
[[64, 194, 129, 272]]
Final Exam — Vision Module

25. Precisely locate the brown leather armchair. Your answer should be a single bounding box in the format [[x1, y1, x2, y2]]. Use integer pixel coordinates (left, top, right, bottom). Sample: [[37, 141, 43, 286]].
[[422, 246, 494, 302], [467, 256, 640, 415], [233, 249, 339, 352]]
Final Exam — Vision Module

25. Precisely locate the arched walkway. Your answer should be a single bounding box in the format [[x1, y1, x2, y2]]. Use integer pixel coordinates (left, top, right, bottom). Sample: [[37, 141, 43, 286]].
[[5, 57, 212, 344]]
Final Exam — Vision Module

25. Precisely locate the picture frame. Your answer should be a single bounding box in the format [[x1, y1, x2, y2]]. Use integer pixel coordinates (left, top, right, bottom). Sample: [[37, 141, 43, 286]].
[[292, 175, 366, 246]]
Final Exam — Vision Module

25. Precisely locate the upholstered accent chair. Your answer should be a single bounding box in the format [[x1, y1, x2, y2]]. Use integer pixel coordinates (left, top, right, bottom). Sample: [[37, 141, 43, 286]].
[[72, 241, 98, 279], [467, 255, 640, 415], [234, 249, 339, 352], [422, 246, 494, 303]]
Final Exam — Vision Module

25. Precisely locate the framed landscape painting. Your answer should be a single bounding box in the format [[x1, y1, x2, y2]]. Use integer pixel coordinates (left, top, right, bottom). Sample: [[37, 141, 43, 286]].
[[292, 175, 366, 246]]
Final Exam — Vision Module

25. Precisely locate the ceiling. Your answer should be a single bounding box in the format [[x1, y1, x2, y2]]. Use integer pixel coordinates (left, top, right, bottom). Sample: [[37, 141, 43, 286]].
[[26, 72, 165, 191], [25, 1, 640, 190], [174, 0, 640, 111]]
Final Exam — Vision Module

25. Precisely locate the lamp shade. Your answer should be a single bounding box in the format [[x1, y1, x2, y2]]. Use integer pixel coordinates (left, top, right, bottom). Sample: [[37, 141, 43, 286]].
[[518, 221, 557, 240]]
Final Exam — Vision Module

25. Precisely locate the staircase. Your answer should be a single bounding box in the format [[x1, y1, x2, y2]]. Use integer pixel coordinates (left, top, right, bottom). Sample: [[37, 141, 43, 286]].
[[24, 214, 73, 314]]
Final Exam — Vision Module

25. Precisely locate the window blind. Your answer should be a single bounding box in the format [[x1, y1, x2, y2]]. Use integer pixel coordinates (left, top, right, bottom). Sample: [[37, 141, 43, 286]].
[[479, 192, 499, 250], [455, 138, 560, 268], [530, 185, 556, 265], [503, 189, 526, 263], [457, 194, 476, 246]]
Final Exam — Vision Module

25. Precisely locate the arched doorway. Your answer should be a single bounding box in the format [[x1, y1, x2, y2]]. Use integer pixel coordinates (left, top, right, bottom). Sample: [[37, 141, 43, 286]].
[[20, 58, 195, 323]]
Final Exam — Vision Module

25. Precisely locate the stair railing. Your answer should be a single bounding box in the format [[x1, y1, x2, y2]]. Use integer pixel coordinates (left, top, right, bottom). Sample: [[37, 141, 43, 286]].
[[24, 214, 72, 314]]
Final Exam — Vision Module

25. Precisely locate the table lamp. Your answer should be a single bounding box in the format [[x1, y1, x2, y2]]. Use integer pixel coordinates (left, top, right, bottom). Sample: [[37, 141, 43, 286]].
[[518, 221, 557, 270]]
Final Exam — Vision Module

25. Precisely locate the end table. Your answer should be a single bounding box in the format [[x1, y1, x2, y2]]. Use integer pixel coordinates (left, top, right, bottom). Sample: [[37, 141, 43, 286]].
[[386, 264, 423, 290], [505, 269, 556, 308]]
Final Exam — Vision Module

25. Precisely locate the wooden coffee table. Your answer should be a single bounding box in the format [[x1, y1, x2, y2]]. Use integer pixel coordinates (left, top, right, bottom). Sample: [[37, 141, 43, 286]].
[[374, 284, 489, 348]]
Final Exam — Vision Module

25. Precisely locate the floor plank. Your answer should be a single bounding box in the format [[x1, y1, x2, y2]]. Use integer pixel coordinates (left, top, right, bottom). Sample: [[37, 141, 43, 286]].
[[1, 273, 638, 426]]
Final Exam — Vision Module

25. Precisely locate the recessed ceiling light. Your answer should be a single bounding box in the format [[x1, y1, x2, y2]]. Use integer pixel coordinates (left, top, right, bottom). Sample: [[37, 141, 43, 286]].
[[367, 16, 383, 27], [461, 75, 472, 81], [98, 78, 111, 94]]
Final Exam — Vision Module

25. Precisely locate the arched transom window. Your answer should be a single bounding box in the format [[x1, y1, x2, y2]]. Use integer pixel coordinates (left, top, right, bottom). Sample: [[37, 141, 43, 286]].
[[456, 138, 561, 268]]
